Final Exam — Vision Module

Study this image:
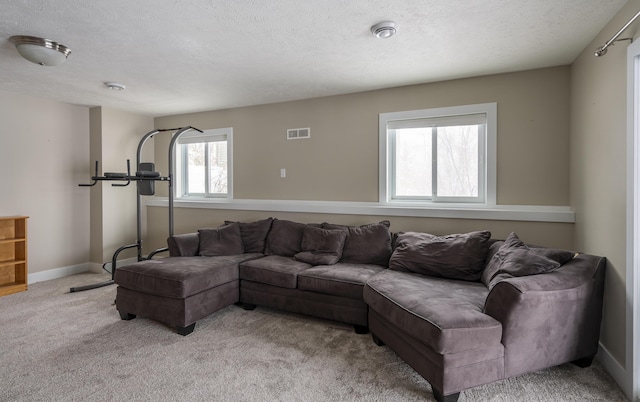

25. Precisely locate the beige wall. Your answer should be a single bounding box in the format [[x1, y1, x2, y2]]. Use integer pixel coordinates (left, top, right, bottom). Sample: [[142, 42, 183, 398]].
[[155, 66, 570, 205], [89, 107, 154, 263], [570, 0, 640, 373], [145, 206, 574, 255], [0, 91, 90, 274], [146, 66, 574, 252]]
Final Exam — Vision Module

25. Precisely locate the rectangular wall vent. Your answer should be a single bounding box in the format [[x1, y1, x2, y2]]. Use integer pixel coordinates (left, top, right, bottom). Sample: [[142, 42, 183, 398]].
[[287, 127, 310, 140]]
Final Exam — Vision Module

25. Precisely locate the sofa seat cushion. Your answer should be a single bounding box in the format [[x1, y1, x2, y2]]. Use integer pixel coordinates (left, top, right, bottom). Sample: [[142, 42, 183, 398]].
[[364, 269, 502, 354], [297, 263, 385, 299], [114, 254, 262, 299], [239, 255, 312, 289]]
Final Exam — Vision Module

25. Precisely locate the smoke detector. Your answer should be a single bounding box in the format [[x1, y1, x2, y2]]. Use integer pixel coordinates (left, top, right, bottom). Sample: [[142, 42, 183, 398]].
[[371, 21, 398, 39]]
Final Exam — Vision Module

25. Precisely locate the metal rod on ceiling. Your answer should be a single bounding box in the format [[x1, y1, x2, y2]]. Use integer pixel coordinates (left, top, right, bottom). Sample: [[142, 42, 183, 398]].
[[595, 10, 640, 57]]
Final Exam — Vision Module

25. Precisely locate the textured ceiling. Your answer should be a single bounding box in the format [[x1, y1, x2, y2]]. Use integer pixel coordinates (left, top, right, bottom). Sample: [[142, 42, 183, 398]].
[[0, 0, 629, 117]]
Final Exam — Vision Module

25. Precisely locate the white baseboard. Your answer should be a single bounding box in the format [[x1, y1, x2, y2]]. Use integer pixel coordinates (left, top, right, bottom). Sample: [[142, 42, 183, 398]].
[[597, 341, 629, 398], [28, 263, 93, 284], [28, 257, 140, 284]]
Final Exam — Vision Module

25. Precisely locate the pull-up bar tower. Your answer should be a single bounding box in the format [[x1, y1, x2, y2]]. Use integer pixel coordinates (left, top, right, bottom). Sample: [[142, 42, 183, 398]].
[[71, 126, 202, 292]]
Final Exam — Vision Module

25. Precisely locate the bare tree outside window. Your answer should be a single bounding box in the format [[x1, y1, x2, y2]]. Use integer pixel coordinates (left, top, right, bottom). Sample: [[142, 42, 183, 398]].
[[187, 143, 205, 193], [381, 103, 494, 204], [181, 137, 229, 196], [208, 141, 228, 194], [392, 124, 481, 200], [395, 128, 432, 197], [436, 125, 478, 197]]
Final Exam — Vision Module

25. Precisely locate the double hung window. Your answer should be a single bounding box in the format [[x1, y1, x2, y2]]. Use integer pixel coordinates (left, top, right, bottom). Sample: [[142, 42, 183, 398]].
[[380, 103, 496, 204], [175, 128, 232, 198]]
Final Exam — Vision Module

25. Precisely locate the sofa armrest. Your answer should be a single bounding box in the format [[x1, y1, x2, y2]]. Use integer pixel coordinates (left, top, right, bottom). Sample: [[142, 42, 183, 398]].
[[483, 254, 606, 378], [167, 233, 200, 257]]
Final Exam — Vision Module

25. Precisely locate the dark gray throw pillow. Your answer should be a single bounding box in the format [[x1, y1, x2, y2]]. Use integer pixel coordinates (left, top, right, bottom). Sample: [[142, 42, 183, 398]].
[[224, 218, 273, 253], [294, 226, 347, 265], [264, 219, 307, 257], [482, 232, 576, 289], [389, 230, 491, 281], [167, 233, 200, 257], [322, 221, 392, 266], [198, 222, 244, 256]]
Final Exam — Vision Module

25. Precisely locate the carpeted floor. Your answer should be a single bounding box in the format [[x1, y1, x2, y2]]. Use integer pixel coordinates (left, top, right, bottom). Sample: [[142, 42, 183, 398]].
[[0, 273, 629, 401]]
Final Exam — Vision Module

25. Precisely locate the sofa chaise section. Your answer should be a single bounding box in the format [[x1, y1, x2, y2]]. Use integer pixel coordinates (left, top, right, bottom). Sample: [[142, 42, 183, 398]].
[[364, 269, 504, 400], [115, 254, 263, 335], [364, 231, 606, 402]]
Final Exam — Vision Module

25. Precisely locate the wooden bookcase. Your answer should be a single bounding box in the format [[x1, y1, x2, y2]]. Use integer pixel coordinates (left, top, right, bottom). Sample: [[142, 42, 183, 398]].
[[0, 216, 28, 297]]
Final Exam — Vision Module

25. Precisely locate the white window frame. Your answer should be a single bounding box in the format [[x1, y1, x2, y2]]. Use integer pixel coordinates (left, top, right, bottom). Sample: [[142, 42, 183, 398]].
[[379, 103, 497, 206], [175, 127, 233, 199]]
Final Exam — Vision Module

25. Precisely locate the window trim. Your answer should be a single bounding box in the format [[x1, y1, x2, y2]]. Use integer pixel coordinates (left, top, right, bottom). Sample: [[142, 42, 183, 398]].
[[379, 102, 497, 206], [175, 127, 233, 200]]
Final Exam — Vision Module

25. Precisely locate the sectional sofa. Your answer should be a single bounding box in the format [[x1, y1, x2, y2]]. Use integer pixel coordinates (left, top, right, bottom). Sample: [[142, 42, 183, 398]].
[[113, 218, 606, 402]]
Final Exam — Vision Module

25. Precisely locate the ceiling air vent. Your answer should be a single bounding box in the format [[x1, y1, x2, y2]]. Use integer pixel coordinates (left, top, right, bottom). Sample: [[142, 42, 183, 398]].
[[287, 127, 310, 140]]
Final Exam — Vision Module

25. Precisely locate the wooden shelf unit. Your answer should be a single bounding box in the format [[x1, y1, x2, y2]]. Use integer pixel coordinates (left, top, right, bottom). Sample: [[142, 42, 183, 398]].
[[0, 216, 28, 297]]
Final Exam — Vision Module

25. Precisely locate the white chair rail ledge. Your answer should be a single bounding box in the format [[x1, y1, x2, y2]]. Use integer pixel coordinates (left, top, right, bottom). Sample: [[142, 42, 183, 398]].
[[146, 197, 575, 223]]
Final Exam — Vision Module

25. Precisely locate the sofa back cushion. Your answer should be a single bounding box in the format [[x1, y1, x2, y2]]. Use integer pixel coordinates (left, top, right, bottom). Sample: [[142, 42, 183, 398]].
[[322, 221, 392, 266], [167, 232, 200, 257], [481, 232, 576, 289], [225, 218, 273, 253], [294, 226, 348, 265], [389, 230, 491, 281], [198, 222, 244, 256], [265, 219, 308, 257]]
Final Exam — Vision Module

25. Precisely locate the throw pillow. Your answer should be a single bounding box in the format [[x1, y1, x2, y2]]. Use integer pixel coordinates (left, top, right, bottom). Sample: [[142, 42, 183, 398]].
[[198, 222, 244, 256], [482, 232, 575, 289], [264, 219, 308, 257], [294, 226, 348, 265], [322, 221, 392, 266], [167, 233, 200, 257], [389, 230, 491, 281], [224, 218, 273, 253]]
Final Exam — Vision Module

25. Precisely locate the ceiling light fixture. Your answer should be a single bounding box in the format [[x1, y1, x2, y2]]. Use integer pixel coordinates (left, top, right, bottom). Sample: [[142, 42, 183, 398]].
[[371, 21, 398, 39], [9, 35, 71, 66], [104, 82, 126, 91]]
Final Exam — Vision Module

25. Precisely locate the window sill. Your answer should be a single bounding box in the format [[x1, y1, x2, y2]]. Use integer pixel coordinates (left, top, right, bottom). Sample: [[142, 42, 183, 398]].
[[146, 197, 574, 223]]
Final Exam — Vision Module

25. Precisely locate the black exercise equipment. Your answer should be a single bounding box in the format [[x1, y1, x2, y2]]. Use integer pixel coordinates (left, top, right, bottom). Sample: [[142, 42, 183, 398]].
[[70, 126, 203, 292]]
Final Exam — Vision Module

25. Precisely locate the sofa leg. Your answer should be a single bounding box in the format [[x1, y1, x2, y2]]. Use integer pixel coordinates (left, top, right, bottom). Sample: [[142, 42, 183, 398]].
[[119, 311, 136, 321], [354, 325, 369, 334], [371, 334, 385, 346], [235, 302, 257, 311], [571, 355, 595, 368], [433, 388, 460, 402], [176, 323, 196, 336]]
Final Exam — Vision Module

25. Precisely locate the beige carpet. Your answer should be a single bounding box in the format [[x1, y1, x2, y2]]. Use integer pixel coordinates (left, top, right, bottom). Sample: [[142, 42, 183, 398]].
[[0, 273, 628, 401]]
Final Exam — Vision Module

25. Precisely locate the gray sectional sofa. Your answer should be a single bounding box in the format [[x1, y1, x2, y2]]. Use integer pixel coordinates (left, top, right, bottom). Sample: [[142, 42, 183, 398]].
[[114, 218, 606, 402]]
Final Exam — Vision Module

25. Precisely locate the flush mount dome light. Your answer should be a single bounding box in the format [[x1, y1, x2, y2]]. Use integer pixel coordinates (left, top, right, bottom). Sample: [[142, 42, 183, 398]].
[[9, 35, 71, 66], [104, 82, 125, 91], [371, 21, 398, 39]]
